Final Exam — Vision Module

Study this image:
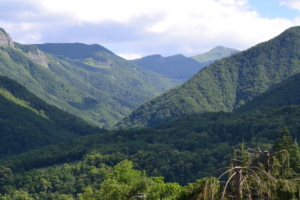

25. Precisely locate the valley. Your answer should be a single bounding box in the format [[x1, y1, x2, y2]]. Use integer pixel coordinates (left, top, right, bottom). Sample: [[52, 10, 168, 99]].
[[1, 26, 300, 199]]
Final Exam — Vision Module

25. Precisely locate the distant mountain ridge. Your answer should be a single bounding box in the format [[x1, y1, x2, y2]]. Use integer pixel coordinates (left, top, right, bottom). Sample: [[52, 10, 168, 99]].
[[116, 26, 300, 129], [131, 46, 239, 81], [131, 54, 202, 81], [0, 28, 180, 128], [190, 46, 240, 63]]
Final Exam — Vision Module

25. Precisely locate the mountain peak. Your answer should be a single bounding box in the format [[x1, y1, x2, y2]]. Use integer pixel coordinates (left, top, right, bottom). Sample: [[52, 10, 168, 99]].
[[0, 28, 15, 48], [209, 46, 237, 53], [190, 46, 239, 63]]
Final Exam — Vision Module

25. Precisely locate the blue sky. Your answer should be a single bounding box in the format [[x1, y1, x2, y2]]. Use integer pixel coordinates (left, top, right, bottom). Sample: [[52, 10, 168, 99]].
[[249, 0, 298, 19], [0, 0, 300, 59]]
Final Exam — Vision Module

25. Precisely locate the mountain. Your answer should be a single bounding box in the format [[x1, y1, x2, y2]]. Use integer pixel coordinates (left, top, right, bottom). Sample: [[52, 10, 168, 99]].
[[0, 28, 179, 128], [130, 46, 239, 82], [0, 74, 103, 156], [190, 46, 240, 63], [3, 64, 300, 188], [116, 26, 300, 129], [131, 54, 203, 81]]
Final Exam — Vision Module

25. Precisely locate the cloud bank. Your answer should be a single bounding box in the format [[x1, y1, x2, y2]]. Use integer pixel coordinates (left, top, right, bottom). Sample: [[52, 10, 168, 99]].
[[0, 0, 299, 58]]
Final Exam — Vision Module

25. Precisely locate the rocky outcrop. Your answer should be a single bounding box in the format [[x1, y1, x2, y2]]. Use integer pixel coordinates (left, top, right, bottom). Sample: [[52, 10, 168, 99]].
[[0, 28, 15, 48], [26, 49, 49, 68], [0, 28, 48, 67]]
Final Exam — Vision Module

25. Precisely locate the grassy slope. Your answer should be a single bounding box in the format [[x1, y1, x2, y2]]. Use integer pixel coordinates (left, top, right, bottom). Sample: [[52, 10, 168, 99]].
[[116, 26, 300, 129]]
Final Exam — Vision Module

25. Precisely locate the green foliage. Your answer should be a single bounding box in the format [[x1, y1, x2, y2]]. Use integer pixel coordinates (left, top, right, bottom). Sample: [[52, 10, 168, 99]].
[[0, 158, 183, 200], [189, 142, 300, 200], [0, 75, 105, 156], [273, 127, 300, 173], [273, 127, 294, 152], [14, 42, 39, 53], [177, 177, 219, 200], [0, 87, 48, 118], [235, 72, 300, 113], [4, 104, 300, 186], [117, 26, 300, 129]]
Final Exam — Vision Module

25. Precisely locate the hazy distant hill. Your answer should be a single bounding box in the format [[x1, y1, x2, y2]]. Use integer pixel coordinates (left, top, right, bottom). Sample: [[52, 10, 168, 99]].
[[0, 27, 180, 128], [131, 46, 239, 82], [190, 46, 240, 63], [116, 26, 300, 129], [131, 54, 202, 81], [0, 75, 102, 156]]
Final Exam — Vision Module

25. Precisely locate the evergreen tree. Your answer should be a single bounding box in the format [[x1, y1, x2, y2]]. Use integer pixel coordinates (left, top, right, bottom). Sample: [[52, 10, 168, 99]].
[[273, 127, 293, 152], [273, 127, 300, 173]]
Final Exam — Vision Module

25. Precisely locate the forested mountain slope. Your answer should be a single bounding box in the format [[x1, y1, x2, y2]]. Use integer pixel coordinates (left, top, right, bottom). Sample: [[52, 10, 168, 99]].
[[235, 72, 300, 113], [0, 28, 179, 128], [116, 26, 300, 129], [4, 69, 300, 186], [131, 46, 239, 82], [0, 75, 103, 156]]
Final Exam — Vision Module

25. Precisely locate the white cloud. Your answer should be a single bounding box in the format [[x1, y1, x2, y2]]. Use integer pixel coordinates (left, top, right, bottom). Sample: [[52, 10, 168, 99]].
[[280, 0, 300, 11], [118, 53, 142, 60], [0, 0, 299, 57]]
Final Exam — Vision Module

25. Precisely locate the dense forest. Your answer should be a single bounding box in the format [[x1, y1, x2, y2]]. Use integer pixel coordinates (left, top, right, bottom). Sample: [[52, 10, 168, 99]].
[[0, 127, 299, 199], [3, 103, 300, 184]]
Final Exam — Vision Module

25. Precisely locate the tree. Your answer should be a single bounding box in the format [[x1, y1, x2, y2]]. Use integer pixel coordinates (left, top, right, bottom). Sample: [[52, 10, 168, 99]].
[[273, 127, 293, 152], [185, 142, 298, 200], [273, 127, 300, 173]]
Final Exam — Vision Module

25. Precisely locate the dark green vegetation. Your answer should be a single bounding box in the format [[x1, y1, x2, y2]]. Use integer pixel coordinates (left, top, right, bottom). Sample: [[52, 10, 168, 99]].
[[116, 26, 300, 129], [131, 46, 239, 82], [235, 72, 300, 113], [0, 28, 179, 128], [0, 125, 299, 199], [4, 102, 300, 184], [0, 75, 103, 156]]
